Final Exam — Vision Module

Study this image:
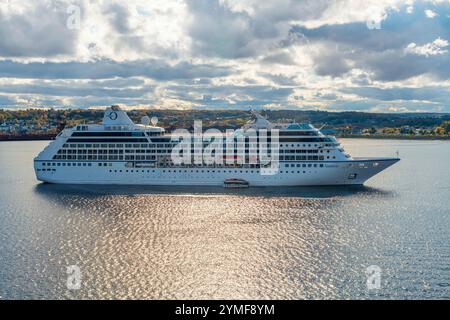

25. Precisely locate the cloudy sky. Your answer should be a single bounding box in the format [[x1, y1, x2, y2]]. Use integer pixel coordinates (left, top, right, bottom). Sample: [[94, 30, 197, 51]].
[[0, 0, 450, 112]]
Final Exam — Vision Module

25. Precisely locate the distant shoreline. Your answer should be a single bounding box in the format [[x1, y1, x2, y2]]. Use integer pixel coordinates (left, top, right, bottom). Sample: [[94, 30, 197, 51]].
[[1, 134, 449, 142], [336, 134, 450, 140], [0, 135, 55, 141]]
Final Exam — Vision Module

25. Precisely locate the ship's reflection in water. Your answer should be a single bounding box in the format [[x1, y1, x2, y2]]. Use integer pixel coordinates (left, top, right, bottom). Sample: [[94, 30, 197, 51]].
[[1, 139, 449, 299], [35, 183, 387, 198], [30, 183, 393, 299]]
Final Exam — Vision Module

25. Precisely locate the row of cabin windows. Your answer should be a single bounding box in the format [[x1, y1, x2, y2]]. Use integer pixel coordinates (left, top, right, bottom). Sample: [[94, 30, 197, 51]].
[[61, 142, 324, 149], [62, 147, 334, 157], [68, 130, 322, 139], [60, 149, 323, 154], [281, 149, 319, 154], [285, 163, 324, 168], [38, 167, 322, 174], [69, 131, 166, 137], [53, 155, 155, 160], [168, 155, 334, 161], [40, 160, 329, 168], [185, 137, 330, 143], [107, 167, 324, 174], [41, 162, 93, 167], [161, 155, 326, 162], [41, 161, 365, 170], [39, 162, 118, 170], [282, 155, 325, 160], [43, 161, 320, 168], [71, 131, 145, 137], [167, 155, 334, 162], [52, 154, 328, 161], [57, 148, 329, 155], [39, 162, 335, 173], [278, 131, 319, 136]]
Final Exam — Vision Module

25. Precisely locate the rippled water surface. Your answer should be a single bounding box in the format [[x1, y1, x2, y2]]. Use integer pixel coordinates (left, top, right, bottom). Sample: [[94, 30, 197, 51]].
[[0, 139, 449, 299]]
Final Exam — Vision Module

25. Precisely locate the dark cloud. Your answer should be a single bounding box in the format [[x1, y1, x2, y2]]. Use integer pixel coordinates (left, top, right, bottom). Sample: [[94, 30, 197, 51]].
[[88, 78, 146, 88], [363, 51, 436, 81], [291, 2, 450, 52], [0, 59, 231, 80], [261, 52, 296, 65], [0, 2, 79, 58], [313, 49, 352, 78], [258, 72, 299, 86], [166, 83, 294, 107], [290, 2, 450, 80], [67, 96, 156, 107], [0, 95, 17, 106], [314, 92, 337, 100], [351, 73, 372, 86], [185, 0, 329, 59], [0, 82, 154, 98], [104, 3, 132, 34], [186, 0, 255, 58], [341, 86, 450, 104]]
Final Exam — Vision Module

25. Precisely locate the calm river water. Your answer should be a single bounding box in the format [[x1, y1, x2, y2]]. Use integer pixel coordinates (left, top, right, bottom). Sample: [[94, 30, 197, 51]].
[[0, 139, 449, 299]]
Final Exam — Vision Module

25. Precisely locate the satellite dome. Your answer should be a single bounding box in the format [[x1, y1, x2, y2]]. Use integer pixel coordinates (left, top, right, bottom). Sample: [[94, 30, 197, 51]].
[[141, 115, 150, 125], [151, 116, 158, 126]]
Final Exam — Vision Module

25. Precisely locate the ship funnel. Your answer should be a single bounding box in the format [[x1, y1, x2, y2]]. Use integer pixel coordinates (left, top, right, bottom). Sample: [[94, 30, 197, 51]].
[[102, 105, 135, 126]]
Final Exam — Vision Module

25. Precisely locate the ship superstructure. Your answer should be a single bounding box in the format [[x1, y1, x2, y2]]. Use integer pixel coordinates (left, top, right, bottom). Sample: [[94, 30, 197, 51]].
[[34, 105, 399, 186]]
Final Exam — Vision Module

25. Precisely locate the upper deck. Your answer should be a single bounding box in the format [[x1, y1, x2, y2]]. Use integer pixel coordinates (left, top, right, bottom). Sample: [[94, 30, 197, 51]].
[[35, 105, 349, 164]]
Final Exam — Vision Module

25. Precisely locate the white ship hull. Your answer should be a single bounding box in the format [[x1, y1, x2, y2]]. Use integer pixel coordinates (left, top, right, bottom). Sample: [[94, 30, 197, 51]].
[[34, 158, 399, 186], [33, 106, 401, 187]]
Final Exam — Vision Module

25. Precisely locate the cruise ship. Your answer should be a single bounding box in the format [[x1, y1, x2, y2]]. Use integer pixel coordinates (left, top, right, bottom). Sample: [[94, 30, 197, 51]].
[[34, 105, 400, 186]]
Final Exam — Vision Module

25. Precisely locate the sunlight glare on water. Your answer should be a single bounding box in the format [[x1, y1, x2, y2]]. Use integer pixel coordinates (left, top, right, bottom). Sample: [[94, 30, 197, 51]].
[[0, 139, 449, 299]]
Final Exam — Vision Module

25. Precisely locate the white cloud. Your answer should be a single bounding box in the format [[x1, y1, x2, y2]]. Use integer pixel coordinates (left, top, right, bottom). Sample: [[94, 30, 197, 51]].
[[405, 38, 449, 57], [0, 0, 449, 112], [425, 9, 438, 18], [0, 0, 190, 62], [224, 0, 404, 29]]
